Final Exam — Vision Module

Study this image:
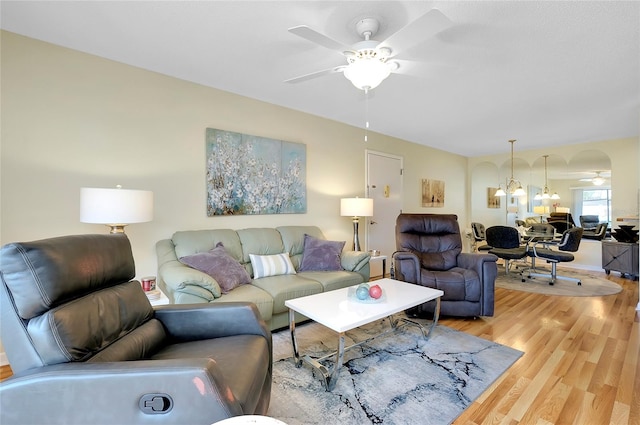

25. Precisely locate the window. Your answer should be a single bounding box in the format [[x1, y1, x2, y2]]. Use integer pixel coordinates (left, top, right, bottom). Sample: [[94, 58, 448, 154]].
[[581, 189, 611, 224]]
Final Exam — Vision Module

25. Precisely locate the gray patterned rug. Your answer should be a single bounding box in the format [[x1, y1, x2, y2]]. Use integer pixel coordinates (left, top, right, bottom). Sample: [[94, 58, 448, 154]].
[[267, 318, 523, 425]]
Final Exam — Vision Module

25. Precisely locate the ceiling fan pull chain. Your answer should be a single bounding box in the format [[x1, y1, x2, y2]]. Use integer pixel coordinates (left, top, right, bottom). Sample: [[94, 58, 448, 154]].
[[364, 87, 370, 142]]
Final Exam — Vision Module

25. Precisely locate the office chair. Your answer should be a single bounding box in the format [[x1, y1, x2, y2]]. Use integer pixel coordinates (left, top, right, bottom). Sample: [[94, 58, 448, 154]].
[[471, 222, 493, 252], [522, 227, 584, 285], [485, 226, 527, 274]]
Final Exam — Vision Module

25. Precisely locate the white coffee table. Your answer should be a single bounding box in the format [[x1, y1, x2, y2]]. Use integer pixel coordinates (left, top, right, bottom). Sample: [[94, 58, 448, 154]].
[[285, 278, 443, 391]]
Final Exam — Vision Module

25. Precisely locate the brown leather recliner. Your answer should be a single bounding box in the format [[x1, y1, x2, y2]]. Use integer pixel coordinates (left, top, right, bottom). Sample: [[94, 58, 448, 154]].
[[394, 214, 497, 317], [0, 234, 272, 425]]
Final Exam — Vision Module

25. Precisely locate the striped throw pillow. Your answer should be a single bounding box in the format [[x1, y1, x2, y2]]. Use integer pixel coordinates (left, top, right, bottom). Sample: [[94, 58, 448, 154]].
[[249, 253, 297, 279]]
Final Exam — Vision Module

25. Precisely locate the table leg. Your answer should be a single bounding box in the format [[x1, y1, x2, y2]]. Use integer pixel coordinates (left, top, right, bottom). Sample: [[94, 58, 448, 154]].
[[289, 308, 302, 367], [325, 333, 345, 391], [396, 297, 440, 339]]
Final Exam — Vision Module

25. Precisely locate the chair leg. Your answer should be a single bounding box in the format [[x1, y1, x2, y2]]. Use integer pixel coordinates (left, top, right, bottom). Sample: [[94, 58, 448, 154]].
[[504, 259, 510, 274], [521, 260, 582, 286]]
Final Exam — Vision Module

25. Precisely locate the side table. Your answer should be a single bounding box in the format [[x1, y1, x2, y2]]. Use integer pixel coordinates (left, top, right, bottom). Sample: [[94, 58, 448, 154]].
[[602, 240, 639, 279], [147, 289, 170, 306], [370, 255, 387, 278]]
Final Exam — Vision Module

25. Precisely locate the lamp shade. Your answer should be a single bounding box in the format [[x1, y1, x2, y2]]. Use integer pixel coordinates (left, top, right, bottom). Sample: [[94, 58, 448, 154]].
[[340, 197, 374, 217], [80, 187, 154, 226], [533, 206, 550, 215]]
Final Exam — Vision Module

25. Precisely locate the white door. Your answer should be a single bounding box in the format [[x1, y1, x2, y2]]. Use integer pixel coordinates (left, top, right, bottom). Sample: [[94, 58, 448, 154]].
[[366, 150, 403, 277]]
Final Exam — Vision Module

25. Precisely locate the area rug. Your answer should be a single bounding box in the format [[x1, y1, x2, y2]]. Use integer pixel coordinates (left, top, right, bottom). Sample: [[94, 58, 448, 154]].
[[495, 265, 622, 296], [267, 318, 523, 425]]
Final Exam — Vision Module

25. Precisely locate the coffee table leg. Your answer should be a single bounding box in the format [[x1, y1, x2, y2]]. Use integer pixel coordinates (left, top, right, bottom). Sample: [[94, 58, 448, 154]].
[[324, 333, 345, 391], [396, 297, 441, 339], [289, 308, 302, 367]]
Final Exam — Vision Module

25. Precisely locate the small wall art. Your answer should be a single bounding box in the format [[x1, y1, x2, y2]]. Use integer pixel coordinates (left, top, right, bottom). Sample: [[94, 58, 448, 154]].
[[421, 179, 445, 208], [487, 187, 501, 208], [205, 128, 306, 216]]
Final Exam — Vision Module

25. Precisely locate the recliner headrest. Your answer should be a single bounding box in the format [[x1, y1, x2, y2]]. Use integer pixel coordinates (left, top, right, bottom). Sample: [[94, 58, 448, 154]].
[[1, 234, 135, 319]]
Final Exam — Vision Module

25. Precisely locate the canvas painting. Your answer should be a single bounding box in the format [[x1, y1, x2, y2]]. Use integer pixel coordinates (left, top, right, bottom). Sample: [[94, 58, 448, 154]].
[[488, 187, 501, 208], [421, 179, 445, 208], [206, 128, 306, 216]]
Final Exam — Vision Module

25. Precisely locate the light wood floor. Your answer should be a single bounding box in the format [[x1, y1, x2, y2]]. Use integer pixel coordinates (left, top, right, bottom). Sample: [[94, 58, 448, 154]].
[[1, 272, 638, 424], [444, 272, 640, 425]]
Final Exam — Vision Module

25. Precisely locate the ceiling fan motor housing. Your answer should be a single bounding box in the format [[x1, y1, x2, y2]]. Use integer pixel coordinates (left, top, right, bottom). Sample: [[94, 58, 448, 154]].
[[355, 17, 380, 39]]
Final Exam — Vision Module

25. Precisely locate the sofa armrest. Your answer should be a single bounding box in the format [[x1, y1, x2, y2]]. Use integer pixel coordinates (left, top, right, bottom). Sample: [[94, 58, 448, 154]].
[[457, 252, 498, 316], [392, 251, 421, 284], [341, 250, 370, 271], [156, 239, 222, 300], [0, 358, 243, 424]]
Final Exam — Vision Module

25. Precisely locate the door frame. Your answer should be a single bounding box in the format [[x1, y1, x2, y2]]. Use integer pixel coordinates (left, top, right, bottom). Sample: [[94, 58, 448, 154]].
[[364, 149, 404, 251]]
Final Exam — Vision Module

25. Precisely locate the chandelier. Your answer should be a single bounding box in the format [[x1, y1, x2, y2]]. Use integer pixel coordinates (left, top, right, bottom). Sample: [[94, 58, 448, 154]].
[[495, 139, 526, 197], [534, 155, 560, 200]]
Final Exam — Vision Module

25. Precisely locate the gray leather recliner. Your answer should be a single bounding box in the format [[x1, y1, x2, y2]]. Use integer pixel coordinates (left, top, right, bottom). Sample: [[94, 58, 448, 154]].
[[394, 214, 498, 317], [0, 234, 272, 425]]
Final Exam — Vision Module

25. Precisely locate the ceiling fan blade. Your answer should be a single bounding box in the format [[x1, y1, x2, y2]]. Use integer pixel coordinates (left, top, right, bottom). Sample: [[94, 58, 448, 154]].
[[284, 66, 345, 84], [389, 58, 456, 77], [378, 9, 451, 55], [288, 25, 351, 53]]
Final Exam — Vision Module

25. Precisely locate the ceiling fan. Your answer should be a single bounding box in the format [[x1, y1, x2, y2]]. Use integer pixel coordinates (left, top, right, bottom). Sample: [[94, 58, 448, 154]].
[[579, 171, 608, 186], [285, 9, 451, 90]]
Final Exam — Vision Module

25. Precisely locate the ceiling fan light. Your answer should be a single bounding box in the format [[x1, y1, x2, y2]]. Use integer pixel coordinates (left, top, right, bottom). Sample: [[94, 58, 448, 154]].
[[592, 176, 605, 186], [344, 57, 391, 90]]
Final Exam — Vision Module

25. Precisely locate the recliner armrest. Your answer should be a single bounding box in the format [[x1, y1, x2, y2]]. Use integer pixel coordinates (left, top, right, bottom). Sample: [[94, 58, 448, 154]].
[[457, 253, 498, 283], [392, 251, 421, 283], [154, 302, 270, 347], [0, 358, 243, 424]]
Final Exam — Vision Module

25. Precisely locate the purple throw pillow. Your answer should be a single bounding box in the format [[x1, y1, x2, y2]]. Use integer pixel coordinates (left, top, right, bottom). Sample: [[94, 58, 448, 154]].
[[299, 234, 345, 271], [179, 242, 251, 294]]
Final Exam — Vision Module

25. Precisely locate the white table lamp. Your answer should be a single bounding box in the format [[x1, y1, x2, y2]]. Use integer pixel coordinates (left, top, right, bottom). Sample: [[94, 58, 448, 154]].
[[340, 197, 374, 251], [80, 186, 154, 233]]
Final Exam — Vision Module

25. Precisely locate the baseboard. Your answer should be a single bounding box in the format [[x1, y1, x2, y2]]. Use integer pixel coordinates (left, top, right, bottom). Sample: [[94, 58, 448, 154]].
[[0, 352, 8, 367]]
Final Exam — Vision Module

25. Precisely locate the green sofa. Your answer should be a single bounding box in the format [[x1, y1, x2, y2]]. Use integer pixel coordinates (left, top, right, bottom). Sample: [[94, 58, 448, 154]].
[[156, 226, 370, 330]]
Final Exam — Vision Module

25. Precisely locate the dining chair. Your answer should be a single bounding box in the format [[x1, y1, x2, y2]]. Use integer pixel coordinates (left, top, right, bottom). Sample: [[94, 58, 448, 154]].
[[485, 226, 527, 274]]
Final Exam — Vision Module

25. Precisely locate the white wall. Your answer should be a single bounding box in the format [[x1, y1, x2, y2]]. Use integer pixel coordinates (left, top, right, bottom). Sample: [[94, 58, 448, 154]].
[[0, 31, 468, 361]]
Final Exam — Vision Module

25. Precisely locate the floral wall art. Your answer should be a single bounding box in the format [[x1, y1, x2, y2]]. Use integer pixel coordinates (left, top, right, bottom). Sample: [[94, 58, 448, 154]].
[[206, 128, 306, 216]]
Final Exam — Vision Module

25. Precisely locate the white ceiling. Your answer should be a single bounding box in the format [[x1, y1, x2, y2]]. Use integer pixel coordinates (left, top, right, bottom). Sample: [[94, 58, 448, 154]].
[[1, 1, 638, 157]]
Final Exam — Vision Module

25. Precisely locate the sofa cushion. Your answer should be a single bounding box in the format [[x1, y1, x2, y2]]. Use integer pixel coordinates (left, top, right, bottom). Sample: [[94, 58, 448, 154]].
[[251, 274, 322, 314], [299, 234, 345, 271], [249, 253, 296, 279], [172, 229, 244, 261], [210, 284, 274, 322], [297, 270, 364, 292], [179, 243, 251, 294]]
